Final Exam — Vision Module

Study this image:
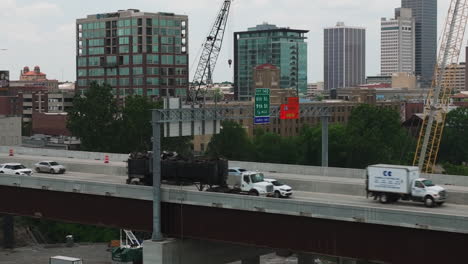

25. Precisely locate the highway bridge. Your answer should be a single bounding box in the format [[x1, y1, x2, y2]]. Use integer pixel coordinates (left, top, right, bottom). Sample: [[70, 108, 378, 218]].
[[0, 147, 468, 264]]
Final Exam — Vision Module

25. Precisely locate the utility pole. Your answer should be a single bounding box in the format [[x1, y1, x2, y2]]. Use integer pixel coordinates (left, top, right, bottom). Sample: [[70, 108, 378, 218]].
[[151, 111, 163, 241], [321, 112, 329, 168]]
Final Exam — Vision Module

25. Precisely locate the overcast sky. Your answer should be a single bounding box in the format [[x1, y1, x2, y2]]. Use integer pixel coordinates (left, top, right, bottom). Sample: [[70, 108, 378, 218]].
[[0, 0, 451, 83]]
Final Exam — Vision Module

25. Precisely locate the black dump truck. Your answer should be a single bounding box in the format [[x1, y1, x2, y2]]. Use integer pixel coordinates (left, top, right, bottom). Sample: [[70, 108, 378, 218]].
[[127, 152, 228, 191], [127, 152, 274, 196]]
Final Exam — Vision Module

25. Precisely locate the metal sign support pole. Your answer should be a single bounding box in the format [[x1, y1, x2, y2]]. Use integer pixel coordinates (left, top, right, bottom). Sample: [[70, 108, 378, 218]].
[[151, 110, 163, 241], [321, 113, 329, 168]]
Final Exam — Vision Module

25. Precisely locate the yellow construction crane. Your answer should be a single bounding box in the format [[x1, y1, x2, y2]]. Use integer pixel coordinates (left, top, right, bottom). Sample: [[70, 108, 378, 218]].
[[414, 0, 468, 173]]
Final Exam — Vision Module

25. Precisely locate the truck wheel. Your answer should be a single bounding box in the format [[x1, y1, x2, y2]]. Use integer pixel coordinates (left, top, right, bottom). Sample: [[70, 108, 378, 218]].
[[35, 168, 41, 173], [424, 196, 435, 208], [390, 195, 400, 203], [274, 191, 281, 198], [379, 194, 389, 204], [249, 190, 259, 196]]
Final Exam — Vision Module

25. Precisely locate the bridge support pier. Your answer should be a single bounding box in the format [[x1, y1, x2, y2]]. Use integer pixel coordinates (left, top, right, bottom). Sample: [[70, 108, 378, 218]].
[[143, 238, 270, 264], [2, 215, 14, 249]]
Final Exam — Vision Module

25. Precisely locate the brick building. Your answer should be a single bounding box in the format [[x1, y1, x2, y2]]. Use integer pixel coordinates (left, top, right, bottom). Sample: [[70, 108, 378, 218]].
[[32, 112, 71, 136]]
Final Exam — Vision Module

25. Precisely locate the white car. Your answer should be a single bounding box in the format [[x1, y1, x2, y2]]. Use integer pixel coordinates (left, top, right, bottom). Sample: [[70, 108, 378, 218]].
[[228, 167, 248, 177], [264, 178, 293, 198], [0, 163, 33, 176], [34, 161, 66, 174]]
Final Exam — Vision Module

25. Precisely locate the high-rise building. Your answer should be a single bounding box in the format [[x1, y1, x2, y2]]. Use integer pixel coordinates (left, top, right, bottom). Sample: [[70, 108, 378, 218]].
[[381, 8, 415, 76], [324, 22, 366, 91], [402, 0, 437, 86], [234, 23, 308, 101], [76, 9, 189, 98]]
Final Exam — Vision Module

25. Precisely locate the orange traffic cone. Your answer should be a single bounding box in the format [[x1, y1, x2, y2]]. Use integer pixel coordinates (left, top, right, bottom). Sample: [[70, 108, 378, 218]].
[[104, 155, 109, 164], [9, 149, 13, 156]]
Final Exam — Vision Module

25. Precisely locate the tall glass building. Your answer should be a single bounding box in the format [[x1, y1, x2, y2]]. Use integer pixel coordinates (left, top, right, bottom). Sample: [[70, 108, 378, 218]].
[[234, 23, 308, 101], [402, 0, 437, 86], [76, 9, 189, 98], [324, 22, 366, 91]]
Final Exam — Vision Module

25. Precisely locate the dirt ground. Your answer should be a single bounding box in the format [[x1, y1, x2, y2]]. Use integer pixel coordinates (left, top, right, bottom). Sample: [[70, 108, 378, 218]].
[[0, 244, 112, 264], [0, 244, 300, 264]]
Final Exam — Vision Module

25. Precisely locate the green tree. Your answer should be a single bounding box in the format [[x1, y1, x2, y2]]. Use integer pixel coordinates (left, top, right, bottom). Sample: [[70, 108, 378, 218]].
[[115, 96, 161, 153], [296, 124, 348, 167], [207, 121, 254, 160], [296, 125, 321, 166], [67, 82, 119, 152], [253, 131, 298, 164], [439, 107, 468, 165], [345, 104, 414, 168]]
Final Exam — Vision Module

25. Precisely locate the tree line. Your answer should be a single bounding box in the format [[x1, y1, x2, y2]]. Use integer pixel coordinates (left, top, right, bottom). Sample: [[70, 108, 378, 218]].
[[67, 82, 191, 154], [208, 104, 416, 169], [67, 82, 468, 172]]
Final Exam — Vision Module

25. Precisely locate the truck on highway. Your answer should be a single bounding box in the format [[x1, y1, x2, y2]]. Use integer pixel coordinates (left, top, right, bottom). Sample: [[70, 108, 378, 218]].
[[127, 152, 274, 196], [366, 164, 447, 207]]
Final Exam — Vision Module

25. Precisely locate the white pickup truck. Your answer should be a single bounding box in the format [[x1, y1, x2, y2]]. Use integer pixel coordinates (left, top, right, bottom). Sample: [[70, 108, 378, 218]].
[[366, 164, 447, 207]]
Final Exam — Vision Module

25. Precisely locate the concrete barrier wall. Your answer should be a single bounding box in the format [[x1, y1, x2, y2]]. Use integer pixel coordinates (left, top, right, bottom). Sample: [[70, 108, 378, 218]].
[[0, 146, 129, 162], [2, 156, 127, 177], [231, 160, 468, 187], [230, 161, 366, 179]]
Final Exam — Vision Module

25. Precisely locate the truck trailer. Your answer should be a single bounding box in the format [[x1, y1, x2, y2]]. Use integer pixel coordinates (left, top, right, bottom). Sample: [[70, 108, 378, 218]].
[[366, 164, 447, 207]]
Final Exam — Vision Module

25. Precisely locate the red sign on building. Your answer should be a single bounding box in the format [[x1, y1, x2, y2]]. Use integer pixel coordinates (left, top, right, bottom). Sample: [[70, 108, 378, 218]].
[[280, 97, 299, 120]]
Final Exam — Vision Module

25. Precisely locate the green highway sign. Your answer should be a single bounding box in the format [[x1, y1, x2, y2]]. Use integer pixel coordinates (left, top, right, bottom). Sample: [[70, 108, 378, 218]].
[[254, 88, 270, 124]]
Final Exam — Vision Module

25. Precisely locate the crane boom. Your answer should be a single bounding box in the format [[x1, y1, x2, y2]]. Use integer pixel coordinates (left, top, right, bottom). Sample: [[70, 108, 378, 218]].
[[189, 0, 232, 103], [414, 0, 468, 173]]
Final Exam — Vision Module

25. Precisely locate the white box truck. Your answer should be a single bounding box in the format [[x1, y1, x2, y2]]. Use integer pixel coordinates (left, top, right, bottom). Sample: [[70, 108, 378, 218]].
[[49, 256, 83, 264], [366, 164, 447, 207]]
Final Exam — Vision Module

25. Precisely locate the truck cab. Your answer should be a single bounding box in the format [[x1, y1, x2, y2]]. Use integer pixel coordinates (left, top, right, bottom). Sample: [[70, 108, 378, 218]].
[[410, 178, 447, 207], [229, 171, 274, 196]]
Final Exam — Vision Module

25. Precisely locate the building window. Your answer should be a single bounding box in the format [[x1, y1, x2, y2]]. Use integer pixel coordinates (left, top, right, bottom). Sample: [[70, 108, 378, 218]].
[[78, 69, 87, 77], [161, 55, 174, 65], [119, 78, 129, 86], [175, 55, 187, 65], [119, 67, 130, 75], [134, 88, 144, 96], [132, 67, 143, 75], [146, 77, 160, 85], [132, 55, 142, 65], [133, 77, 144, 86], [148, 67, 159, 75], [147, 55, 160, 64]]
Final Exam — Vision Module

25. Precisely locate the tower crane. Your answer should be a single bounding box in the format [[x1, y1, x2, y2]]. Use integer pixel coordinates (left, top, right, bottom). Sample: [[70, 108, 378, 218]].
[[413, 0, 468, 173], [188, 0, 232, 103]]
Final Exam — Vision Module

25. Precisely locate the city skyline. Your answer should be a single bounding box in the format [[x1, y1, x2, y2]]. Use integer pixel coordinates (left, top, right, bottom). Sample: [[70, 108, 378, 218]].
[[0, 0, 450, 83]]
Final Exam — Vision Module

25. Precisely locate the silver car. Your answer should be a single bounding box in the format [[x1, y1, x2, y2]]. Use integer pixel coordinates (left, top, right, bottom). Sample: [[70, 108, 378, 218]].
[[228, 167, 247, 177], [34, 161, 66, 174]]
